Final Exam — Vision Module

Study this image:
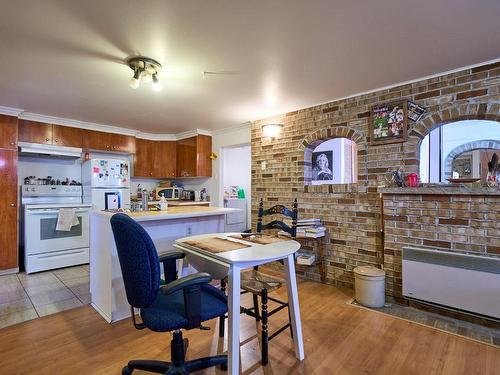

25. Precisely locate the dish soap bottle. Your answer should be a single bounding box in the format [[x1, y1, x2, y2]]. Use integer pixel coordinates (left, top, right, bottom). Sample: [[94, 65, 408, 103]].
[[159, 194, 168, 211]]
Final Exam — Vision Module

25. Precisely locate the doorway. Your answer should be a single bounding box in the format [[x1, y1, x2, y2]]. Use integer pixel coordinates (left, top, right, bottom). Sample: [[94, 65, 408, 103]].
[[220, 144, 251, 231]]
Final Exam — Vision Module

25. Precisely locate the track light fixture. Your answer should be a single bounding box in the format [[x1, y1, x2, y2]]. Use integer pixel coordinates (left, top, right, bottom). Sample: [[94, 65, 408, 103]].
[[126, 56, 162, 91]]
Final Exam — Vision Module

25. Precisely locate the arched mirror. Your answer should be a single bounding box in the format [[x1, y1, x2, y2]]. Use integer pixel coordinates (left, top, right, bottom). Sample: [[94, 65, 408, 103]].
[[310, 138, 358, 185], [419, 120, 500, 183]]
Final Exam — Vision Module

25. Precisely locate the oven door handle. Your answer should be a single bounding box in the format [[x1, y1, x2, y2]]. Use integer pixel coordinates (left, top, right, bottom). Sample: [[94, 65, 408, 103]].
[[26, 209, 90, 215]]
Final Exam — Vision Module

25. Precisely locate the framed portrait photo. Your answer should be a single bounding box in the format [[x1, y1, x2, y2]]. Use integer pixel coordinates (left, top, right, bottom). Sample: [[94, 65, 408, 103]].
[[369, 101, 408, 145], [311, 150, 334, 182]]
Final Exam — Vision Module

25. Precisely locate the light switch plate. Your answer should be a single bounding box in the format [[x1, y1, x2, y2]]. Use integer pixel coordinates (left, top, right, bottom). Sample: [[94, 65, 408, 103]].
[[261, 161, 266, 170]]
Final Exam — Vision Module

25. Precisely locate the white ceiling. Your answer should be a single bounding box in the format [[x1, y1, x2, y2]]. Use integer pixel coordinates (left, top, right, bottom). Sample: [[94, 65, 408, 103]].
[[0, 0, 499, 133]]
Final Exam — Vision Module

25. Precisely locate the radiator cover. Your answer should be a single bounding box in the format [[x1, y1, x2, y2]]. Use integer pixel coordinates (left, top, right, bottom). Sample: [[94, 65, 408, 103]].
[[402, 247, 500, 320]]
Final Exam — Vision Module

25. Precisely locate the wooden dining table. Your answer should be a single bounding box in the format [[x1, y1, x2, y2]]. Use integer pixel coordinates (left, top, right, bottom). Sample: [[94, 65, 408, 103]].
[[174, 232, 305, 375]]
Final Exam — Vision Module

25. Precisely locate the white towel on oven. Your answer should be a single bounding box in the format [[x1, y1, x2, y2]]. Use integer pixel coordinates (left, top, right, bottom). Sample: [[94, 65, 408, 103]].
[[56, 208, 80, 231]]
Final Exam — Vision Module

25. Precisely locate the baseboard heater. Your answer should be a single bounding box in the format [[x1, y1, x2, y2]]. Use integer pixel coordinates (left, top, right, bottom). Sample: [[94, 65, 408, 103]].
[[402, 247, 500, 320]]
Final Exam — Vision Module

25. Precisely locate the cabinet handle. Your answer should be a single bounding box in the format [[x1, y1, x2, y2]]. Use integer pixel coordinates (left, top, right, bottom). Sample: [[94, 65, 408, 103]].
[[10, 203, 15, 207], [45, 138, 50, 142], [10, 142, 15, 146], [54, 139, 59, 143]]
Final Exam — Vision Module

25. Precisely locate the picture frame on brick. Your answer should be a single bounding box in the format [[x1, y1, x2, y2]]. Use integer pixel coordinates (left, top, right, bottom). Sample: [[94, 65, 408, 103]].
[[369, 101, 408, 145], [407, 101, 426, 122]]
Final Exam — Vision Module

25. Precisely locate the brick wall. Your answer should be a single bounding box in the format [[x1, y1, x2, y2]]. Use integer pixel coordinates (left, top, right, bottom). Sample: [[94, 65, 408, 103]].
[[251, 61, 500, 292], [383, 192, 500, 298]]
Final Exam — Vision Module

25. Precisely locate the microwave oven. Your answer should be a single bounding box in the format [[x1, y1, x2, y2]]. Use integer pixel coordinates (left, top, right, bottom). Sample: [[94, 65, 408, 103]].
[[155, 187, 180, 200]]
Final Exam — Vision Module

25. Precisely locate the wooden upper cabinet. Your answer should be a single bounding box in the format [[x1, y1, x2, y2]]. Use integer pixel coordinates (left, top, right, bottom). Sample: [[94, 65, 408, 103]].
[[176, 136, 198, 177], [82, 130, 136, 153], [52, 125, 83, 148], [133, 139, 176, 178], [0, 115, 18, 150], [109, 133, 136, 154], [18, 120, 52, 144], [0, 149, 18, 270], [82, 130, 110, 151], [154, 141, 176, 178], [196, 135, 212, 177], [134, 138, 154, 177], [176, 135, 212, 178]]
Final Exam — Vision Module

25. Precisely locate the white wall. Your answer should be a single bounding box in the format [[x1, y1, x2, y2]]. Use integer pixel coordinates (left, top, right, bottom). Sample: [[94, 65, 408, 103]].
[[210, 123, 251, 207], [222, 144, 251, 226], [18, 155, 82, 186]]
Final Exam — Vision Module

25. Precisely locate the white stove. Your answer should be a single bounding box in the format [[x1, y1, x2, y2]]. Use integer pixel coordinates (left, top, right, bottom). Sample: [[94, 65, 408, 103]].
[[22, 185, 92, 273]]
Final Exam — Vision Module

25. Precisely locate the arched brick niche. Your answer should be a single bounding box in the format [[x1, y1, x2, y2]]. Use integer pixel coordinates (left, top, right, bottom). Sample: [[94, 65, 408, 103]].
[[443, 139, 500, 180], [298, 124, 367, 193], [406, 102, 500, 174]]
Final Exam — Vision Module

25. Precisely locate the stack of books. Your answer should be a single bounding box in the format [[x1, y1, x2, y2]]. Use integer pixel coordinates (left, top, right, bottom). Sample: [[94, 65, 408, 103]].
[[280, 218, 326, 238]]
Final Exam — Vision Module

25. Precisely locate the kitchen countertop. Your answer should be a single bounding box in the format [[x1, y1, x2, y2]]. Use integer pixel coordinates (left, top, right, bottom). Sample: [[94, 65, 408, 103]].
[[94, 206, 238, 222]]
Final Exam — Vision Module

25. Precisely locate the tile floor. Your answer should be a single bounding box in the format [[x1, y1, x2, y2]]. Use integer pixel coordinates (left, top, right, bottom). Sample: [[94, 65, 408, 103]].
[[0, 265, 90, 329]]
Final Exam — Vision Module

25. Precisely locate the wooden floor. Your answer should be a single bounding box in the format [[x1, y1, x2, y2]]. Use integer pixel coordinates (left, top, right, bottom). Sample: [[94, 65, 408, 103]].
[[0, 281, 498, 375]]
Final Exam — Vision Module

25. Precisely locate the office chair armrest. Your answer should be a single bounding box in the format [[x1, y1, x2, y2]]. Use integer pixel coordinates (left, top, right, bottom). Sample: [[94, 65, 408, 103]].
[[159, 250, 186, 284], [160, 272, 213, 330], [158, 250, 185, 262], [160, 272, 212, 295]]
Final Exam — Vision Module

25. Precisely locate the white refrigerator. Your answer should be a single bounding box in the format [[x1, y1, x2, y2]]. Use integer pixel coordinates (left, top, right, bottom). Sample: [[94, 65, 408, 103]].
[[82, 158, 131, 210]]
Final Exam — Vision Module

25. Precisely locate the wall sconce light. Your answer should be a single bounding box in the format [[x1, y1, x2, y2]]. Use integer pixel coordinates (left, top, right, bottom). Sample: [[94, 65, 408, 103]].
[[262, 123, 283, 138], [127, 56, 163, 92]]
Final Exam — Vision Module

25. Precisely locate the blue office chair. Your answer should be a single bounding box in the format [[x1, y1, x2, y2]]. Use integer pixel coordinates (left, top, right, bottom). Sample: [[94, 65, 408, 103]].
[[110, 213, 228, 374]]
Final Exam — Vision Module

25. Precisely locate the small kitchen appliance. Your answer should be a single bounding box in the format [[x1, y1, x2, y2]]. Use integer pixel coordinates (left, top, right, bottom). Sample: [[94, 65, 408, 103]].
[[156, 187, 180, 200], [180, 189, 195, 201]]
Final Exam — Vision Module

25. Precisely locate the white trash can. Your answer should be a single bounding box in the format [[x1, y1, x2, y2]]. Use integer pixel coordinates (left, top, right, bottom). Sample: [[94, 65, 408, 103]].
[[354, 266, 386, 308]]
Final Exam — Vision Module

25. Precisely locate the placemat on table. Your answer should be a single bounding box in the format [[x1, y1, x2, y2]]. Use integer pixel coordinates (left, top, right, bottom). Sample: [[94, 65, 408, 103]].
[[228, 234, 289, 245], [183, 237, 250, 253]]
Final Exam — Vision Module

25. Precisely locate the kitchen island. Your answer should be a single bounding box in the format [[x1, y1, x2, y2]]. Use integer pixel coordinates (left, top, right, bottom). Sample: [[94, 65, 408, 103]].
[[89, 206, 238, 323]]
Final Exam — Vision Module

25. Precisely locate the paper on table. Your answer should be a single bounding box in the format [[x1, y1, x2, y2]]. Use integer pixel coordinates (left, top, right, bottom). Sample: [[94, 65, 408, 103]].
[[56, 208, 80, 231]]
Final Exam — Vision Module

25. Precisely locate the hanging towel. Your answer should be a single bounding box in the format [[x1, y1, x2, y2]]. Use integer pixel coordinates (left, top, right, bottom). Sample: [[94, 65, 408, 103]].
[[56, 208, 80, 231]]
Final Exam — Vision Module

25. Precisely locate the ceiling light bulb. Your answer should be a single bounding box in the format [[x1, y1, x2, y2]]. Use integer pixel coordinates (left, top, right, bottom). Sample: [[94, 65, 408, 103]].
[[152, 74, 162, 92], [129, 69, 141, 89]]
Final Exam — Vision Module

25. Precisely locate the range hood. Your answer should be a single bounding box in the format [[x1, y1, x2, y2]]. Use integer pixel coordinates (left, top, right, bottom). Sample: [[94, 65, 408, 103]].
[[18, 142, 83, 158]]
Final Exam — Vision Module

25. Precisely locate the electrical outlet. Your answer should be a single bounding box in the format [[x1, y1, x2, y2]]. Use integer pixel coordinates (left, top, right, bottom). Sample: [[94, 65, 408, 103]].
[[187, 226, 192, 236], [261, 161, 267, 170]]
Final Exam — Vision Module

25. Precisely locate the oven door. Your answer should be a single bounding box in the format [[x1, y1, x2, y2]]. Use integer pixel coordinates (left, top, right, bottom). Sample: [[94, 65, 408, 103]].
[[24, 207, 90, 255]]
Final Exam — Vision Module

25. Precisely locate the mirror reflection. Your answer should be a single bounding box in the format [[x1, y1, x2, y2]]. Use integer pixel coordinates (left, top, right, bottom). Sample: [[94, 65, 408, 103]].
[[419, 120, 500, 183], [452, 150, 500, 182]]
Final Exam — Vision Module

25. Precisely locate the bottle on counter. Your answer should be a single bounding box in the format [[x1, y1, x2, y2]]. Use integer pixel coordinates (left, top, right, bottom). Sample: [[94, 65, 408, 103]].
[[159, 194, 168, 211], [141, 189, 149, 211]]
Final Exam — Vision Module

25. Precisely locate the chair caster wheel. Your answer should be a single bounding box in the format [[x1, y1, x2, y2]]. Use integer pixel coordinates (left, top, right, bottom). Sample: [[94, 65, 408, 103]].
[[122, 366, 133, 375]]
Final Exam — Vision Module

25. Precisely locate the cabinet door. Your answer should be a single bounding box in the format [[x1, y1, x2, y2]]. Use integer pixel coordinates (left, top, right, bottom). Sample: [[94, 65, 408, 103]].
[[196, 135, 212, 177], [109, 133, 136, 154], [0, 115, 18, 149], [82, 130, 112, 151], [154, 141, 176, 178], [52, 125, 83, 148], [0, 150, 18, 270], [134, 138, 154, 177], [176, 136, 197, 177], [18, 120, 52, 144]]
